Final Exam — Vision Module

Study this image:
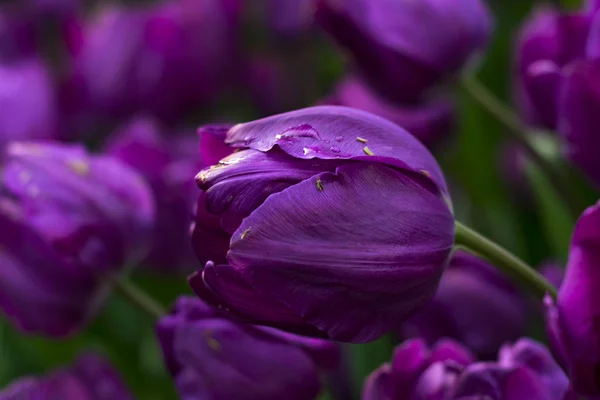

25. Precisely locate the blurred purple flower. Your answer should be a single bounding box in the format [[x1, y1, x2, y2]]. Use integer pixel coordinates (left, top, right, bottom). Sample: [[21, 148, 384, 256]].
[[189, 106, 454, 343], [545, 201, 600, 397], [316, 0, 492, 102], [0, 142, 154, 336], [400, 251, 528, 358], [156, 296, 339, 400], [323, 76, 454, 148], [64, 0, 240, 125], [244, 56, 300, 116], [267, 0, 315, 38], [557, 60, 600, 187], [0, 353, 133, 399], [363, 338, 573, 400], [0, 8, 37, 61], [0, 58, 57, 149], [105, 118, 230, 274]]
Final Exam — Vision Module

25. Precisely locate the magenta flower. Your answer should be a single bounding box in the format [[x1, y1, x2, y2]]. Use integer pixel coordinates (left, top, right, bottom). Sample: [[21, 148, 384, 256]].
[[156, 296, 339, 400], [316, 0, 492, 102], [0, 142, 154, 335], [545, 201, 600, 396], [401, 251, 528, 358], [0, 353, 133, 399], [189, 106, 454, 343]]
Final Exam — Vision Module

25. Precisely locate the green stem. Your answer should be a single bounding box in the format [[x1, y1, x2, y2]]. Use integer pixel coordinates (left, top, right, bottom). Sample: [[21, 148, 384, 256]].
[[455, 221, 557, 299], [113, 279, 166, 320], [461, 75, 581, 217]]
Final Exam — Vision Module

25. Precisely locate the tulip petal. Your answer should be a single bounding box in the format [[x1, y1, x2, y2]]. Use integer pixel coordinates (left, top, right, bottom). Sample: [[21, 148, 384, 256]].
[[227, 162, 454, 342], [224, 106, 448, 193]]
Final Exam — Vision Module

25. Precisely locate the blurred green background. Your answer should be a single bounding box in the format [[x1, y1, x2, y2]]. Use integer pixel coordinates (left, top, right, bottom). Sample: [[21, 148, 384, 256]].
[[0, 0, 592, 398]]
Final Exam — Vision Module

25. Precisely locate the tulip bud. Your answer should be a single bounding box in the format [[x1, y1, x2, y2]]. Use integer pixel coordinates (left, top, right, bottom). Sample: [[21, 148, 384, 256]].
[[0, 141, 154, 335], [0, 353, 133, 399], [401, 251, 528, 358], [0, 58, 57, 149], [544, 201, 600, 396], [156, 296, 339, 400], [66, 0, 240, 123], [323, 76, 454, 148], [105, 118, 223, 274], [189, 106, 455, 343], [316, 0, 492, 102]]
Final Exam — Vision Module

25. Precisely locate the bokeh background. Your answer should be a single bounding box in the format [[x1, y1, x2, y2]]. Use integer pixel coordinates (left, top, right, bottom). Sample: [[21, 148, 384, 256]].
[[0, 0, 592, 398]]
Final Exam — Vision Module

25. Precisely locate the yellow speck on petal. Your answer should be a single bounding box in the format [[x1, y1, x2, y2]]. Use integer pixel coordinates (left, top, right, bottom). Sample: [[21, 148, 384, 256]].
[[67, 160, 89, 176], [204, 330, 221, 352], [316, 178, 324, 191], [420, 169, 431, 178], [363, 146, 374, 156], [356, 137, 368, 143], [241, 227, 251, 239]]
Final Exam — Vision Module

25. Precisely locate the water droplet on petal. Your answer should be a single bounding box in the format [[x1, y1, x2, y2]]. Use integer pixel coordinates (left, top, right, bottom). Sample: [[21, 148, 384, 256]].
[[335, 136, 343, 142], [330, 146, 340, 153]]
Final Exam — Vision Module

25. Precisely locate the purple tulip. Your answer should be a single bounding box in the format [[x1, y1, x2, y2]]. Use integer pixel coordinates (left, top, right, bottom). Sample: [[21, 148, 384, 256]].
[[0, 141, 154, 335], [515, 4, 598, 130], [105, 118, 231, 274], [65, 0, 240, 124], [189, 106, 455, 343], [545, 201, 600, 396], [557, 60, 600, 187], [0, 353, 133, 399], [363, 338, 573, 400], [323, 76, 454, 148], [400, 251, 528, 358], [156, 296, 339, 400], [0, 58, 57, 149], [315, 0, 492, 102]]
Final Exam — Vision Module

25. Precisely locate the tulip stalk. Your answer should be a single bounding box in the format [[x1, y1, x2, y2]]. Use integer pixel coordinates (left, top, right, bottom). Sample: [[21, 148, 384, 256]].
[[461, 74, 582, 217], [454, 221, 557, 298], [113, 278, 166, 319]]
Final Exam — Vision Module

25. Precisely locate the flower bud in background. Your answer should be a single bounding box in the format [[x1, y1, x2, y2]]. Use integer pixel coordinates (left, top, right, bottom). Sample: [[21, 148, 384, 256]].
[[315, 0, 492, 103], [156, 296, 339, 400], [105, 118, 230, 274], [515, 4, 597, 130], [363, 338, 475, 399], [400, 251, 528, 358], [363, 338, 573, 400], [64, 0, 240, 125], [322, 76, 454, 148], [557, 60, 600, 187], [545, 201, 600, 397], [0, 353, 133, 399], [0, 58, 57, 150], [189, 106, 455, 343], [244, 56, 301, 116], [0, 142, 154, 335], [267, 0, 315, 39]]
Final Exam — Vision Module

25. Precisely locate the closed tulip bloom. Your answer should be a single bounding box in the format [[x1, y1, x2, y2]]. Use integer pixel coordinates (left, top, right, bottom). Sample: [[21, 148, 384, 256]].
[[401, 251, 528, 358], [66, 0, 239, 123], [0, 142, 154, 335], [515, 4, 598, 129], [557, 60, 600, 187], [189, 106, 455, 343], [0, 353, 133, 399], [363, 338, 573, 400], [0, 58, 57, 149], [156, 296, 339, 400], [323, 76, 454, 148], [106, 118, 229, 274], [545, 201, 600, 396], [316, 0, 492, 102]]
